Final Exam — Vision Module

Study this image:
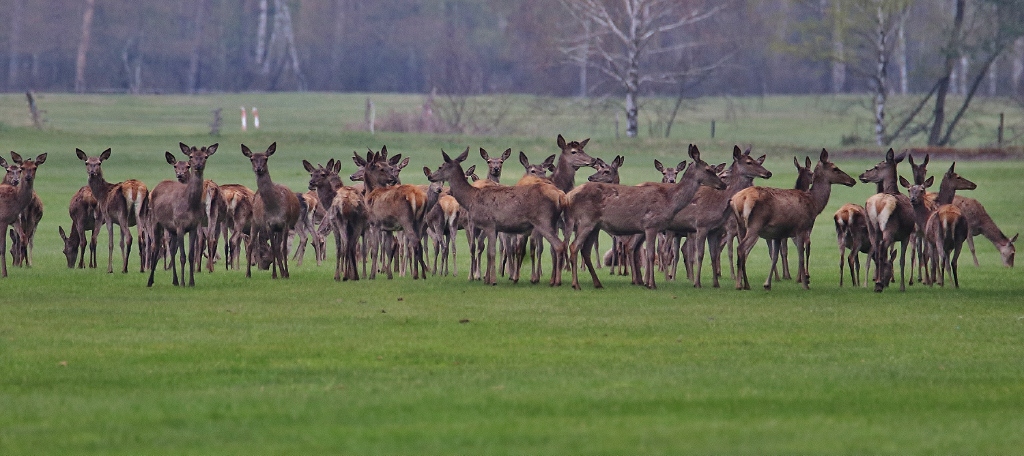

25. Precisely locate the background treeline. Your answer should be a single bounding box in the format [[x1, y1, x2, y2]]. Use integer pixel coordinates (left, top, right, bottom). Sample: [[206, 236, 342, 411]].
[[1, 0, 1023, 98]]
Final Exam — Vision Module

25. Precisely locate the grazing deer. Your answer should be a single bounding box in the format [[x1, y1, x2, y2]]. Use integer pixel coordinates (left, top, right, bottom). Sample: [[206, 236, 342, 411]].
[[731, 149, 855, 290], [903, 163, 976, 287], [668, 146, 772, 288], [304, 158, 367, 281], [859, 148, 915, 292], [218, 183, 254, 270], [76, 148, 149, 273], [358, 146, 428, 280], [428, 147, 566, 286], [833, 203, 872, 287], [567, 145, 725, 289], [907, 152, 1017, 267], [0, 152, 46, 277], [146, 144, 217, 287], [59, 186, 100, 269], [242, 142, 301, 279]]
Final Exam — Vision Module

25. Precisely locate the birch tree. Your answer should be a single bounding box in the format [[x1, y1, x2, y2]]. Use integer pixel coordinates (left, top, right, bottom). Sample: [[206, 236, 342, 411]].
[[559, 0, 724, 138]]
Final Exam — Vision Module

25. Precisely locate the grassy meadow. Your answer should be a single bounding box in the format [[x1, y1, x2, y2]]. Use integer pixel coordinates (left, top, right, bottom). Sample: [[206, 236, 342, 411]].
[[1, 92, 1023, 454]]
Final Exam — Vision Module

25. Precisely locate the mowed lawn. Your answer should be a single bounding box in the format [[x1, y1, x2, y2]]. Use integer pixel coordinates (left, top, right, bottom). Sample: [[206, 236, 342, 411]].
[[0, 93, 1022, 454]]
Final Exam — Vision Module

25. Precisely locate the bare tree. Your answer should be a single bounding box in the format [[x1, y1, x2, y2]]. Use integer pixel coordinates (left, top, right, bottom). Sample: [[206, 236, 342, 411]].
[[74, 0, 97, 93], [560, 0, 724, 138]]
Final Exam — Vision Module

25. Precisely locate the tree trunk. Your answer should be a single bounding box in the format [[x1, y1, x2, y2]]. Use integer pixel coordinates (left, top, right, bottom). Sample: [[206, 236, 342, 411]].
[[929, 0, 965, 146], [8, 0, 24, 90], [74, 0, 97, 93], [1014, 38, 1024, 97], [254, 0, 269, 68], [187, 0, 210, 94], [828, 0, 845, 93], [331, 0, 348, 85], [896, 9, 909, 95], [873, 5, 887, 146]]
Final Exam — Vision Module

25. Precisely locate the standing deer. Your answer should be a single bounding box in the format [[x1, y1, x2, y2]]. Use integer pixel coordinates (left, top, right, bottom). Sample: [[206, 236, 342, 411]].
[[242, 142, 301, 279], [218, 183, 254, 270], [359, 147, 428, 280], [76, 148, 149, 273], [428, 147, 566, 286], [304, 158, 367, 281], [60, 186, 99, 269], [146, 144, 217, 287], [0, 157, 42, 268], [667, 146, 773, 288], [0, 152, 44, 277], [903, 163, 976, 287], [833, 203, 872, 287], [731, 149, 855, 290], [859, 148, 915, 292], [566, 145, 725, 290], [908, 152, 1016, 267]]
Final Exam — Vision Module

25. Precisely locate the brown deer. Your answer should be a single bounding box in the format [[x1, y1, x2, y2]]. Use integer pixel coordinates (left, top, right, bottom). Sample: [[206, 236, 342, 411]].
[[421, 170, 461, 277], [668, 146, 772, 288], [0, 156, 43, 268], [908, 153, 1016, 267], [902, 163, 976, 287], [428, 147, 566, 286], [76, 148, 149, 273], [0, 152, 45, 277], [242, 142, 301, 279], [146, 144, 217, 287], [304, 158, 367, 281], [290, 190, 324, 267], [833, 203, 872, 287], [859, 148, 915, 292], [59, 186, 99, 269], [218, 183, 254, 270], [358, 147, 428, 280], [552, 134, 597, 193], [566, 145, 725, 290], [731, 149, 855, 290]]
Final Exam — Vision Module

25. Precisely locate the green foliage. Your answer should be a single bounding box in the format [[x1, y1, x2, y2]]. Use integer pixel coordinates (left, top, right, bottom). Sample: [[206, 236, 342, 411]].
[[0, 93, 1022, 453]]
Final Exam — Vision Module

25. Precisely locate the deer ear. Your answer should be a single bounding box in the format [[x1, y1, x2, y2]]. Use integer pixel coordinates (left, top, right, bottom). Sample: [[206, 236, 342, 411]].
[[654, 159, 664, 172], [379, 145, 388, 159], [613, 155, 624, 168], [734, 146, 742, 159], [325, 158, 335, 170], [398, 157, 410, 170], [0, 157, 7, 169], [35, 153, 46, 165], [793, 156, 800, 168], [388, 153, 402, 166], [893, 150, 906, 163], [556, 134, 566, 149], [923, 154, 929, 165], [501, 148, 512, 161], [333, 160, 342, 174], [76, 149, 87, 161], [924, 176, 934, 188], [266, 142, 277, 156], [479, 148, 489, 160], [689, 145, 700, 161], [422, 166, 431, 178], [544, 155, 556, 167], [241, 144, 252, 158], [10, 151, 22, 164], [165, 151, 177, 165], [441, 150, 453, 163], [804, 156, 811, 169], [100, 148, 112, 161], [1010, 234, 1018, 243], [59, 226, 67, 241], [352, 151, 366, 166], [580, 138, 590, 148], [519, 151, 529, 168], [179, 142, 190, 154], [455, 147, 469, 162], [819, 148, 829, 162], [302, 160, 315, 173], [206, 143, 218, 155], [899, 175, 910, 188], [948, 162, 956, 174], [908, 153, 916, 166], [676, 161, 686, 171], [466, 164, 476, 174]]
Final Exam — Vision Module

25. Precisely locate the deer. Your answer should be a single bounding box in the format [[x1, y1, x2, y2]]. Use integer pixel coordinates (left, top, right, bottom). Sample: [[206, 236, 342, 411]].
[[163, 155, 227, 273], [303, 158, 367, 281], [833, 203, 872, 287], [241, 142, 301, 279], [907, 152, 1016, 268], [859, 148, 916, 292], [290, 190, 324, 267], [427, 147, 566, 286], [58, 186, 100, 269], [666, 146, 773, 289], [902, 162, 976, 287], [76, 148, 149, 273], [146, 144, 217, 287], [421, 170, 461, 277], [731, 148, 855, 290], [566, 144, 725, 290], [218, 183, 254, 270], [0, 152, 45, 277], [0, 156, 42, 268], [357, 146, 428, 280], [767, 155, 815, 283]]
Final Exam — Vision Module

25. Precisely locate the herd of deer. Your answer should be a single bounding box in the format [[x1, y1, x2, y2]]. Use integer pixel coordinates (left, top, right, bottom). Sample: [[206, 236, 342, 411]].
[[0, 135, 1015, 291]]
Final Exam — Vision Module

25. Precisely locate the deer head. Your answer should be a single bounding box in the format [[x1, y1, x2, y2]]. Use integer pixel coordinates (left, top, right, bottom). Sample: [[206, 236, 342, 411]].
[[556, 134, 596, 169], [900, 174, 933, 205], [241, 142, 276, 177], [76, 148, 110, 180], [181, 142, 217, 173], [730, 145, 772, 181], [10, 151, 46, 189], [519, 152, 555, 179], [427, 147, 471, 183], [813, 149, 856, 188], [167, 151, 191, 183], [908, 153, 929, 185], [859, 148, 906, 186], [480, 148, 511, 182], [654, 159, 686, 184], [587, 155, 624, 184], [793, 156, 813, 191], [58, 226, 78, 269], [682, 145, 726, 190], [1, 157, 21, 186]]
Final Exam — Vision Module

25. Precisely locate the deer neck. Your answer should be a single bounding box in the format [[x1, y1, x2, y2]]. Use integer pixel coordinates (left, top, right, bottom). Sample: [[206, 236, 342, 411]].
[[87, 171, 115, 202], [552, 154, 576, 193], [880, 168, 900, 195], [934, 178, 958, 205], [315, 178, 340, 209], [255, 170, 285, 208], [668, 174, 703, 213], [186, 167, 205, 211], [807, 171, 836, 216], [445, 164, 479, 209]]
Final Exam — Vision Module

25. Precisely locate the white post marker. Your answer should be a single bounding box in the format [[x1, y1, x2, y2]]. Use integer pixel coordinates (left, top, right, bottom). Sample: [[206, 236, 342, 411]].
[[240, 106, 248, 132], [252, 107, 260, 129]]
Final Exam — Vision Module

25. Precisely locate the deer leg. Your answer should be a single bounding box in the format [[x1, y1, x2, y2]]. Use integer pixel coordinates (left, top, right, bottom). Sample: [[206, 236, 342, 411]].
[[735, 229, 759, 291], [692, 231, 708, 288], [708, 229, 724, 289], [484, 230, 498, 286], [121, 220, 133, 274], [966, 234, 979, 267]]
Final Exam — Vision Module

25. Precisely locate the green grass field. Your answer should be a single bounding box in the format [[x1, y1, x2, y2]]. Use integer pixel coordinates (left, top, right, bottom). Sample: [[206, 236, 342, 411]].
[[1, 92, 1022, 454]]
